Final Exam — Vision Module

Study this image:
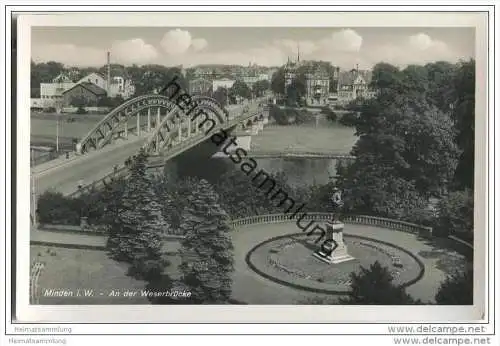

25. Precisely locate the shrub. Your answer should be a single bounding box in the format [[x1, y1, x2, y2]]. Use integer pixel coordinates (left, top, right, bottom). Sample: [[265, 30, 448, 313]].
[[76, 106, 87, 114], [340, 261, 420, 305], [435, 268, 473, 305], [36, 191, 81, 225], [43, 107, 57, 113], [269, 105, 290, 125], [339, 111, 359, 127], [321, 106, 337, 122]]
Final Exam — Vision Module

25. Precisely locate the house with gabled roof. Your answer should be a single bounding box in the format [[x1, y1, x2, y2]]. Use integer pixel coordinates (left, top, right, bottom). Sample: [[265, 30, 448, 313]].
[[337, 68, 376, 104], [62, 81, 108, 107]]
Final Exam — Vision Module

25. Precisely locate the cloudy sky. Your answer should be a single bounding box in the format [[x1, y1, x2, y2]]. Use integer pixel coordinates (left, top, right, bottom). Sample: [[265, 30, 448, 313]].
[[31, 27, 475, 69]]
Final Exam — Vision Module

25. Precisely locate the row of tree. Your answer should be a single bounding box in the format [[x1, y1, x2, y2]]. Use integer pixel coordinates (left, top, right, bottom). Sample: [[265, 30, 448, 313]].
[[334, 60, 475, 240]]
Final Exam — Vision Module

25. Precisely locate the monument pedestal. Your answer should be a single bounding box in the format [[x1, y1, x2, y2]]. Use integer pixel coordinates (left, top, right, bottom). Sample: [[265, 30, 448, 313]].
[[313, 221, 355, 264]]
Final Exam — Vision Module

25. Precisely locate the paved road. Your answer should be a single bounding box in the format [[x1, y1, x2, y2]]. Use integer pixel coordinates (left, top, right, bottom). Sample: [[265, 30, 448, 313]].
[[33, 134, 149, 196]]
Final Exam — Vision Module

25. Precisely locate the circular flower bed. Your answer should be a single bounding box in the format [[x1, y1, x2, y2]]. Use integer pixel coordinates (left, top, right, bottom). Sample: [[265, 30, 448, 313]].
[[246, 233, 425, 294]]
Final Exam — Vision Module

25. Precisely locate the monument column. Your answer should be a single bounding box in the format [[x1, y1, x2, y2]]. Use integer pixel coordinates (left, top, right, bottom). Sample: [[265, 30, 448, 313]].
[[313, 188, 354, 264]]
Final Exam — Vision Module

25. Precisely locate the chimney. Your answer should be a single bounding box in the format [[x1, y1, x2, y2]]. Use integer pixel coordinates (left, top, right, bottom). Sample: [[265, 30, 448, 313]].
[[107, 51, 111, 95]]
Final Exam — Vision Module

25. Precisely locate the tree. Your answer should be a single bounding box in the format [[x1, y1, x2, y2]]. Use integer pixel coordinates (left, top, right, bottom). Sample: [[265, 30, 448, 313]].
[[230, 79, 252, 100], [252, 79, 270, 97], [286, 75, 306, 106], [425, 61, 456, 113], [99, 176, 127, 227], [106, 149, 169, 281], [212, 87, 228, 107], [435, 268, 473, 305], [153, 176, 199, 234], [452, 60, 475, 190], [435, 189, 474, 238], [271, 67, 286, 95], [340, 261, 419, 304], [370, 62, 403, 92], [339, 158, 430, 222], [131, 65, 188, 96], [179, 179, 234, 303]]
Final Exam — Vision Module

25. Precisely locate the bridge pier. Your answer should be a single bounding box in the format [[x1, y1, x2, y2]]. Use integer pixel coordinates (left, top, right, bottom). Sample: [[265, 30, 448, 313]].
[[147, 108, 151, 132], [178, 121, 182, 141], [157, 107, 161, 129], [251, 123, 260, 135], [137, 112, 140, 136], [263, 109, 269, 125], [257, 119, 264, 131], [124, 120, 128, 138]]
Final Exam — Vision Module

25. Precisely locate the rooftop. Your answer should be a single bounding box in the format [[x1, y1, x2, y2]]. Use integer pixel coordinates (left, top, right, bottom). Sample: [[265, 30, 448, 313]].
[[62, 81, 107, 96]]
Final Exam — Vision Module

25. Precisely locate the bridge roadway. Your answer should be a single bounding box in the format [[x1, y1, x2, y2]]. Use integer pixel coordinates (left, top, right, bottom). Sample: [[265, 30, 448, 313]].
[[32, 102, 263, 197]]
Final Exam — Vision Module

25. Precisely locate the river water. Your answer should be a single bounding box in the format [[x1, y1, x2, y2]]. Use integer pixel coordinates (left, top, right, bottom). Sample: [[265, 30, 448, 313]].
[[254, 158, 338, 187]]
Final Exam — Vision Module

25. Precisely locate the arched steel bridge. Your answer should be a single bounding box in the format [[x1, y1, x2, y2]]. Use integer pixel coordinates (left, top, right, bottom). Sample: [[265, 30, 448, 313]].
[[76, 94, 267, 158]]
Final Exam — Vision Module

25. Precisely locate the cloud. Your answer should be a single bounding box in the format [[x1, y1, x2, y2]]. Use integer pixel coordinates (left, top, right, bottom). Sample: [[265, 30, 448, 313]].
[[161, 29, 193, 55], [191, 38, 208, 52], [326, 29, 363, 52], [367, 33, 463, 67], [160, 29, 209, 55], [31, 29, 470, 69], [110, 39, 159, 64]]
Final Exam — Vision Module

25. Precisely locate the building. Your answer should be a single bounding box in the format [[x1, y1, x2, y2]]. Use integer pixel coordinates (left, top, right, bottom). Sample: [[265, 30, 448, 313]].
[[304, 67, 331, 105], [188, 78, 212, 95], [212, 78, 235, 91], [337, 68, 376, 104], [77, 72, 108, 91], [39, 75, 76, 109], [109, 76, 135, 99], [62, 82, 107, 107]]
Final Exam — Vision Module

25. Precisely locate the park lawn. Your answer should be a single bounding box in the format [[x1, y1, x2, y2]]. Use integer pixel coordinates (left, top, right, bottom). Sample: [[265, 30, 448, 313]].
[[31, 245, 149, 304], [30, 241, 184, 305], [251, 121, 358, 154]]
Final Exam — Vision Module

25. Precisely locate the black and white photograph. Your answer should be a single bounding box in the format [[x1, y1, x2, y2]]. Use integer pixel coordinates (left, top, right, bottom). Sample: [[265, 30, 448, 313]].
[[10, 10, 491, 328]]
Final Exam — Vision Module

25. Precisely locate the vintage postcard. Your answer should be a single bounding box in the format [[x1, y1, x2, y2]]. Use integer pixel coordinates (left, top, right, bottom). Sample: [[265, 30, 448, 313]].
[[12, 10, 489, 325]]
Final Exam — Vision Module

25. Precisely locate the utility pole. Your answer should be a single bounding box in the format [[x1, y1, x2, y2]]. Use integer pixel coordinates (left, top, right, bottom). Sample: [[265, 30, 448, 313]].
[[31, 148, 37, 226], [56, 114, 60, 152]]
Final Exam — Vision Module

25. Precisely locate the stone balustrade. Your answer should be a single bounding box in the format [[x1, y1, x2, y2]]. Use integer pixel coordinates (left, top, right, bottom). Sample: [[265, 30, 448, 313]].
[[230, 213, 433, 238]]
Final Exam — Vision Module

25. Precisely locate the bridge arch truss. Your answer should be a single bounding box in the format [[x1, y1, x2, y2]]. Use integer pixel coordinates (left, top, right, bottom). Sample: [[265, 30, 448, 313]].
[[76, 94, 179, 155]]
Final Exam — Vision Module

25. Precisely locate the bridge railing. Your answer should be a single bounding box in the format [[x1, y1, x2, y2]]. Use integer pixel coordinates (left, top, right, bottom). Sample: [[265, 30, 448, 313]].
[[67, 165, 130, 198]]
